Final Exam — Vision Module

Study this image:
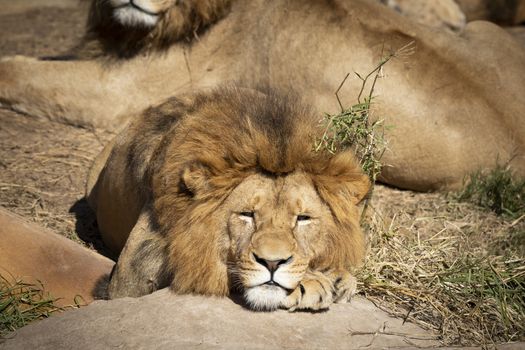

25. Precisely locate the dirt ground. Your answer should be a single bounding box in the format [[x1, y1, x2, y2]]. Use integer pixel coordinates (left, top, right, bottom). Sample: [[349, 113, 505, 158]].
[[0, 0, 115, 255], [0, 1, 523, 346]]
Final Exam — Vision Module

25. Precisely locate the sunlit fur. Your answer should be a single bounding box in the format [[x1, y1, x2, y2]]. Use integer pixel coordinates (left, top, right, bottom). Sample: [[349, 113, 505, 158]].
[[88, 86, 370, 308], [75, 0, 231, 58]]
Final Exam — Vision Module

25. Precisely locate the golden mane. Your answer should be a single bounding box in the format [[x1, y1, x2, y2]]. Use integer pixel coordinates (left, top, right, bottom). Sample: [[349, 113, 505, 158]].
[[75, 0, 231, 58], [134, 87, 370, 295]]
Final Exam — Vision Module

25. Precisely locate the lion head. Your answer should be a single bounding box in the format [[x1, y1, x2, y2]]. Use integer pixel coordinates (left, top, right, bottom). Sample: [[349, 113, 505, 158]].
[[76, 0, 231, 58], [141, 87, 370, 309], [89, 86, 370, 309]]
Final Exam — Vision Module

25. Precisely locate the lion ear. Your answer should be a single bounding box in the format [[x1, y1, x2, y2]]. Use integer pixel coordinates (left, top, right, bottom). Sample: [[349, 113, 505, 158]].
[[342, 172, 370, 204], [316, 152, 371, 205], [180, 162, 211, 197], [334, 152, 370, 204]]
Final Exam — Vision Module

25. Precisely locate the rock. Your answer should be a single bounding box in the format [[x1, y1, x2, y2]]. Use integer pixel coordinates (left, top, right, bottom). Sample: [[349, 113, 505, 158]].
[[2, 289, 441, 349], [0, 208, 114, 306]]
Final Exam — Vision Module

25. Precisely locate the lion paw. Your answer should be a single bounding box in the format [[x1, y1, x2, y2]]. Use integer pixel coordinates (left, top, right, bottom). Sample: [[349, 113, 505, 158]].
[[282, 271, 334, 311], [331, 271, 358, 303], [282, 270, 357, 311]]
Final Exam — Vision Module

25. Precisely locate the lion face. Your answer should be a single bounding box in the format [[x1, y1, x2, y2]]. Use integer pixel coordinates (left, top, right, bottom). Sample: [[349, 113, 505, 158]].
[[108, 0, 176, 27], [223, 172, 337, 310]]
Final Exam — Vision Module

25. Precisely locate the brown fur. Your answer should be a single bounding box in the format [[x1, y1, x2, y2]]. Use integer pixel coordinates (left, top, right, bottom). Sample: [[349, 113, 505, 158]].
[[87, 87, 369, 307]]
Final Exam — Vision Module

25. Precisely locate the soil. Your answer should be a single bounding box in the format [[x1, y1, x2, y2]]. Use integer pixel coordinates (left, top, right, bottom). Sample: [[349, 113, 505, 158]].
[[0, 1, 86, 58]]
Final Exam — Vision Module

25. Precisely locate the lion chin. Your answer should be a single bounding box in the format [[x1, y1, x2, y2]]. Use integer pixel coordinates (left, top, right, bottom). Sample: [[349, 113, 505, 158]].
[[109, 0, 165, 27], [244, 285, 288, 311], [113, 6, 159, 27]]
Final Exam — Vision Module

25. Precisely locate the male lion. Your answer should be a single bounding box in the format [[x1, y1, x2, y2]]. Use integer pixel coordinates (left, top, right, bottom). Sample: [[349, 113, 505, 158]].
[[86, 87, 370, 310], [1, 0, 524, 191]]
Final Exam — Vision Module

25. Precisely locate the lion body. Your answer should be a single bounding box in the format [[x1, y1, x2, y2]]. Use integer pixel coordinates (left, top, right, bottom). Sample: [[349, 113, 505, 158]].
[[87, 87, 369, 309], [1, 0, 525, 190]]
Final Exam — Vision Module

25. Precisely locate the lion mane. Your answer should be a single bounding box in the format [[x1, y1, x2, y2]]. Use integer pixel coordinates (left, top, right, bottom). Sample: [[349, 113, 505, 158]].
[[88, 86, 370, 306]]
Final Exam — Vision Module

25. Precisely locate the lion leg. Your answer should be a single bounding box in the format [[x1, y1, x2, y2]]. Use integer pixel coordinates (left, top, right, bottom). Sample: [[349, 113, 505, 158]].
[[282, 270, 357, 311], [85, 136, 118, 212], [108, 208, 172, 299], [0, 56, 152, 130]]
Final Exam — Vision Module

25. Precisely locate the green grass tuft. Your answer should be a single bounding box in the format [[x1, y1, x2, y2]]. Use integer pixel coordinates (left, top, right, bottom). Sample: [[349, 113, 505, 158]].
[[0, 275, 62, 338], [314, 41, 415, 183], [315, 99, 386, 182], [456, 164, 525, 220]]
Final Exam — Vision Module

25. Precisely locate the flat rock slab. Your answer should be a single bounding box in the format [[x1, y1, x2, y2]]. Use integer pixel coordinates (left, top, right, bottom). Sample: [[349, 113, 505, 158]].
[[3, 289, 440, 350]]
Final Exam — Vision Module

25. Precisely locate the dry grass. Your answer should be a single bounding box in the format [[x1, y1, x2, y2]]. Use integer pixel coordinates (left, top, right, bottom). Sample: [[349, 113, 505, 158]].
[[358, 186, 525, 346], [0, 113, 108, 338], [0, 111, 114, 254]]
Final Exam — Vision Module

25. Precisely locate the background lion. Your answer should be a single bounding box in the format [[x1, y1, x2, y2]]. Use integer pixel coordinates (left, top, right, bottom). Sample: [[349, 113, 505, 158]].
[[74, 0, 231, 58], [0, 0, 523, 191], [86, 86, 370, 310]]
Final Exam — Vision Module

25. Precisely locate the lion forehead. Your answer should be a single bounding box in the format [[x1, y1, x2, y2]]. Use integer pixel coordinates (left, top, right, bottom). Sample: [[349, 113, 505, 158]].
[[224, 174, 277, 210], [280, 173, 322, 214]]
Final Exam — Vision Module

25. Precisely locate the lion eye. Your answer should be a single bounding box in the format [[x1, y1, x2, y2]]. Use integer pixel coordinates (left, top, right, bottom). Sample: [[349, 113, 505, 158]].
[[297, 215, 311, 222], [239, 211, 255, 219]]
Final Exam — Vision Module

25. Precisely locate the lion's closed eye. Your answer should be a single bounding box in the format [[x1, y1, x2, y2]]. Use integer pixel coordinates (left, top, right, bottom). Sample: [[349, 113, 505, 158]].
[[239, 211, 255, 218], [296, 215, 311, 226], [238, 211, 255, 224]]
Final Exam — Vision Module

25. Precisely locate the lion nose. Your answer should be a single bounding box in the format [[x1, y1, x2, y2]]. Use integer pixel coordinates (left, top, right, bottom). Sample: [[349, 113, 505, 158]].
[[253, 253, 292, 273]]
